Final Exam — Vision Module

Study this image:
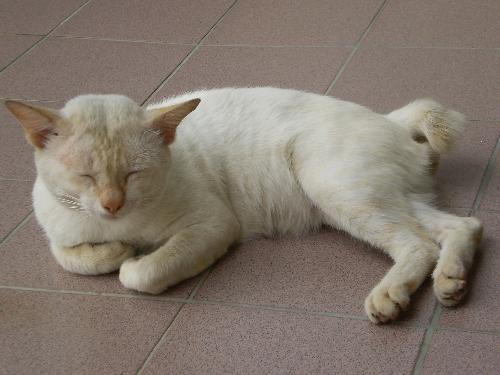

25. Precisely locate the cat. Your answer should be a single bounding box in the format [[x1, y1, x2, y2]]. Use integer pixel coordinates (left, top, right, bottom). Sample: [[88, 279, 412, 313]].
[[5, 87, 482, 324]]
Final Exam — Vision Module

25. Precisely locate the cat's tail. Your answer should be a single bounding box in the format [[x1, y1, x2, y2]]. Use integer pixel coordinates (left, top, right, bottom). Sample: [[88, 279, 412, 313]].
[[386, 99, 466, 154]]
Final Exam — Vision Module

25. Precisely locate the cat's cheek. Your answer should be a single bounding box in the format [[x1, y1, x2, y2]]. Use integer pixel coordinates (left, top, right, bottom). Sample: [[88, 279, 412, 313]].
[[80, 194, 101, 216]]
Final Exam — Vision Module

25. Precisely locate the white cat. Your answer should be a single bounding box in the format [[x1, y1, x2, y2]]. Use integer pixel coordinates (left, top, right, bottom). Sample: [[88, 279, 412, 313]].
[[5, 87, 482, 323]]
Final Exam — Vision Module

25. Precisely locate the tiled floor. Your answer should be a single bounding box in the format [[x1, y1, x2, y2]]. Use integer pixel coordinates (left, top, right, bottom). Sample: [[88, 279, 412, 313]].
[[0, 1, 499, 374]]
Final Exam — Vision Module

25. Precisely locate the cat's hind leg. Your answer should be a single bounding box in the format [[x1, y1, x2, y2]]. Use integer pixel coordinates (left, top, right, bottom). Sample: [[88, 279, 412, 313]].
[[297, 169, 439, 323], [334, 205, 439, 323], [411, 200, 483, 306], [51, 241, 135, 275]]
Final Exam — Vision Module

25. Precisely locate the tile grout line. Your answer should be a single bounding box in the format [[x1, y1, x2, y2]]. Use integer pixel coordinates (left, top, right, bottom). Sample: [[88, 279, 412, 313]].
[[0, 0, 93, 75], [0, 211, 33, 247], [186, 267, 213, 301], [471, 135, 500, 213], [438, 325, 500, 336], [136, 303, 186, 375], [0, 97, 63, 103], [6, 32, 500, 51], [139, 0, 241, 106], [0, 284, 370, 321], [412, 304, 442, 375], [52, 34, 197, 46], [4, 284, 500, 336], [0, 177, 33, 182], [324, 0, 389, 95]]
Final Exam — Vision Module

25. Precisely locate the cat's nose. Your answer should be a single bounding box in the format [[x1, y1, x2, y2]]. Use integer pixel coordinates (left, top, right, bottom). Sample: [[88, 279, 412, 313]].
[[102, 199, 123, 214], [99, 188, 124, 215]]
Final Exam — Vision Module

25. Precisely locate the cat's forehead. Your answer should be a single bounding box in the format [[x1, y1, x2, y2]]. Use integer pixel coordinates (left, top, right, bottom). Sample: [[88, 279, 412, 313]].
[[61, 94, 144, 132]]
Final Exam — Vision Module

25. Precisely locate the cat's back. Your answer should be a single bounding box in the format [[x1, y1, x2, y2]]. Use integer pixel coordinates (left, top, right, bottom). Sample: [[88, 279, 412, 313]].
[[149, 87, 324, 146]]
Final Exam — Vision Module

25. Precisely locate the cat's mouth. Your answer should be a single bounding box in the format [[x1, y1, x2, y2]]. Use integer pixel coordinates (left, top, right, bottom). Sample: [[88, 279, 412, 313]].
[[99, 212, 122, 220]]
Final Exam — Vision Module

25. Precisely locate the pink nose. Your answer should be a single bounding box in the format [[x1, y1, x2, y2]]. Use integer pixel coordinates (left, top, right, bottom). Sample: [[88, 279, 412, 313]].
[[102, 199, 123, 214], [99, 188, 124, 215]]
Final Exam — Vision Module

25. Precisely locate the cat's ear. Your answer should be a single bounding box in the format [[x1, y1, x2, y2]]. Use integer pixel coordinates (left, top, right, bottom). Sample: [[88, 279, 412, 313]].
[[147, 98, 200, 144], [4, 100, 62, 149]]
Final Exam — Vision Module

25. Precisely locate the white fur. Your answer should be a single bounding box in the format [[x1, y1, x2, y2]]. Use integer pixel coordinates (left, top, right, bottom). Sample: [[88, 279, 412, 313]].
[[28, 87, 482, 323]]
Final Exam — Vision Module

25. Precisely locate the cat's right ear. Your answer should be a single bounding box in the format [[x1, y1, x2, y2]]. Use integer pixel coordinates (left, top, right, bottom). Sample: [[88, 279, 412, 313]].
[[146, 99, 201, 145], [4, 100, 62, 149]]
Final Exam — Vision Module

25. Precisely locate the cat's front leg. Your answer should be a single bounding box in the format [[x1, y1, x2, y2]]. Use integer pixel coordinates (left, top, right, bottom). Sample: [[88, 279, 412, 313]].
[[119, 218, 239, 294], [51, 241, 135, 275]]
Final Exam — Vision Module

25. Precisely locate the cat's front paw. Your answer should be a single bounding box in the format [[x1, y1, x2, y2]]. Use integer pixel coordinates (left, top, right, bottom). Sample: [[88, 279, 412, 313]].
[[119, 257, 167, 295], [433, 261, 467, 307], [364, 284, 410, 324], [52, 241, 135, 275]]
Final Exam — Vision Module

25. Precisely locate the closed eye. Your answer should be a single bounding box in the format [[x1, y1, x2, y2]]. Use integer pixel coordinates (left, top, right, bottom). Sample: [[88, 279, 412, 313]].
[[79, 174, 95, 183], [126, 170, 140, 181]]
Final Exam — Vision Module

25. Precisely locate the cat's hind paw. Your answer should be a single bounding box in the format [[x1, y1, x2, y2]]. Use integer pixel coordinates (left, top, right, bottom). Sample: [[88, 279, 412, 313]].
[[365, 284, 410, 324], [433, 262, 468, 307]]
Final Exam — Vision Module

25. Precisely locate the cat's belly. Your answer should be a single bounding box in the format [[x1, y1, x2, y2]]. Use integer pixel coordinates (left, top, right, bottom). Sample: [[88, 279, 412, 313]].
[[222, 163, 323, 240]]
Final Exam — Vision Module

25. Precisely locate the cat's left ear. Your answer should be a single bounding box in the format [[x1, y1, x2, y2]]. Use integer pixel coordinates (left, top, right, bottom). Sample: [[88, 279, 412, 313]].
[[4, 100, 62, 149], [146, 98, 200, 144]]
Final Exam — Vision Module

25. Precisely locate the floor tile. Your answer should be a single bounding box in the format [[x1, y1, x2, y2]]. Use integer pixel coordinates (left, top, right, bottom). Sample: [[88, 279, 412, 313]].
[[422, 330, 500, 374], [471, 211, 500, 289], [480, 140, 500, 211], [0, 38, 192, 102], [436, 122, 499, 209], [205, 0, 384, 46], [440, 288, 500, 333], [0, 0, 86, 34], [366, 0, 500, 48], [54, 0, 233, 43], [0, 180, 32, 241], [330, 47, 500, 120], [0, 218, 199, 298], [0, 101, 62, 181], [0, 289, 180, 375], [0, 35, 40, 71], [148, 46, 351, 101], [142, 304, 425, 375], [196, 230, 435, 323]]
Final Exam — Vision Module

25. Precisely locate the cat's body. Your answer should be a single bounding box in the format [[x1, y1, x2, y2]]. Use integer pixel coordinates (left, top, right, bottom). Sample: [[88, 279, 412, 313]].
[[6, 87, 482, 323]]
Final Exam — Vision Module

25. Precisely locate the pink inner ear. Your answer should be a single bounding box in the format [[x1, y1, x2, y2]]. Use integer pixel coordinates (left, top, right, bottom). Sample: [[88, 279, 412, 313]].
[[27, 127, 56, 148], [163, 130, 176, 145]]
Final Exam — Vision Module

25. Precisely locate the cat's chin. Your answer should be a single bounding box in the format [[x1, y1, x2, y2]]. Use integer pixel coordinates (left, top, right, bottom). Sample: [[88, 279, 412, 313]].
[[98, 212, 123, 221]]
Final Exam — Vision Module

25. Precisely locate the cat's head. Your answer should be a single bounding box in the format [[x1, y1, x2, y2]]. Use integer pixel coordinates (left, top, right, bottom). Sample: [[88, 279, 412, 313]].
[[5, 95, 200, 220]]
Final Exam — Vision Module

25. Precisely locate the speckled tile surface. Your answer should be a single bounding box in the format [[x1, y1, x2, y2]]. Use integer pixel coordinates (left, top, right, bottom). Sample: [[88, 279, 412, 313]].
[[0, 180, 32, 241], [0, 35, 40, 70], [330, 47, 500, 120], [0, 289, 181, 375], [205, 0, 384, 46], [141, 304, 425, 375], [148, 45, 351, 102], [0, 38, 191, 102], [54, 0, 233, 43], [195, 230, 436, 323], [0, 0, 86, 34], [422, 330, 500, 375]]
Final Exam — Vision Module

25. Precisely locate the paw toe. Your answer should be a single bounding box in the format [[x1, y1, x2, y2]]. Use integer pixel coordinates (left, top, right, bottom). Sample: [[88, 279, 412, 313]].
[[365, 286, 409, 324], [434, 270, 468, 307]]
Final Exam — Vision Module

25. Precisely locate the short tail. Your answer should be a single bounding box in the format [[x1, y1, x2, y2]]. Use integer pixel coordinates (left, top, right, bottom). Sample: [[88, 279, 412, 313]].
[[386, 99, 466, 154]]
